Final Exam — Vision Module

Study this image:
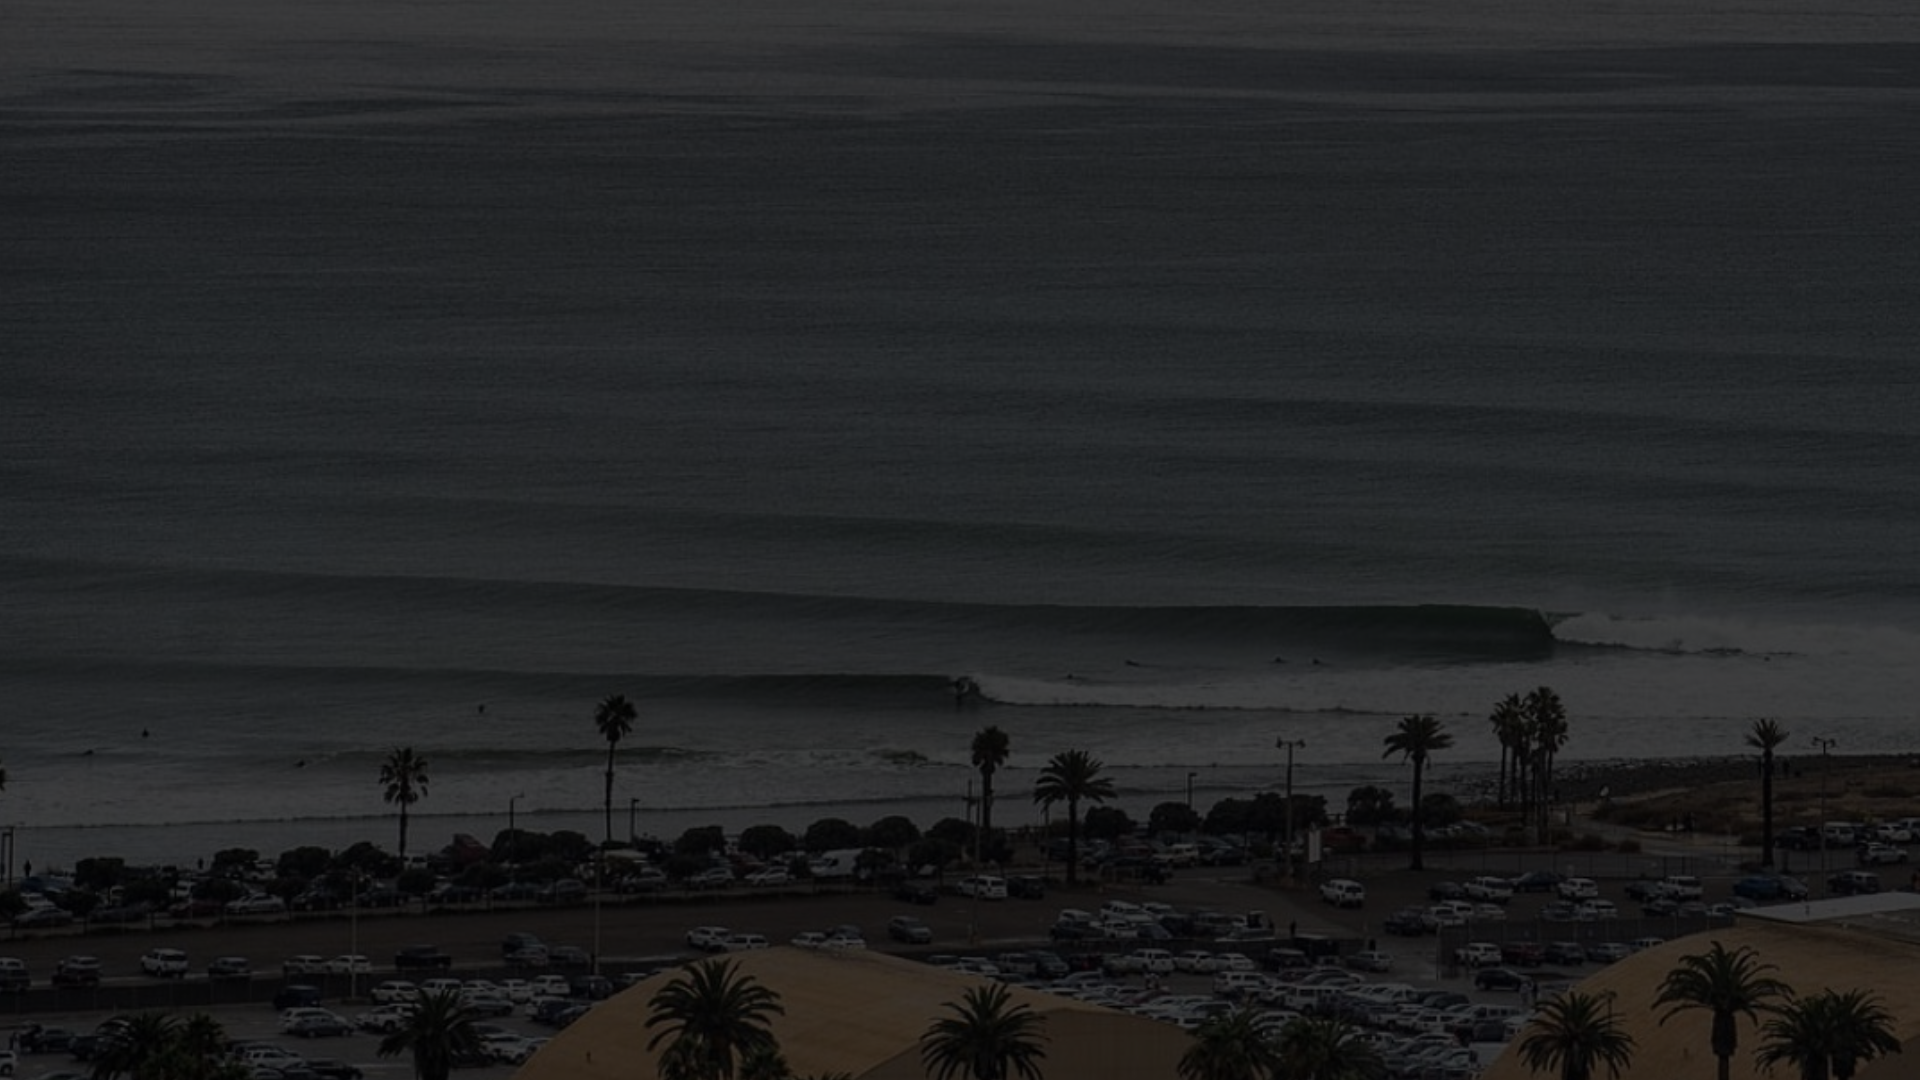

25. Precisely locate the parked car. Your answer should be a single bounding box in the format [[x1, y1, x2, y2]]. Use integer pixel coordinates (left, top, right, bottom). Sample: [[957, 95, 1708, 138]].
[[52, 956, 102, 986], [888, 915, 934, 945], [1509, 870, 1564, 893], [393, 945, 453, 970], [1318, 879, 1365, 908], [207, 956, 251, 979], [140, 949, 189, 978], [1829, 870, 1882, 895], [685, 926, 731, 951], [1732, 874, 1810, 902], [956, 875, 1008, 900], [16, 1024, 77, 1053], [1544, 941, 1587, 966], [371, 980, 418, 1004], [1383, 908, 1434, 936], [287, 1014, 354, 1038], [1464, 876, 1514, 903], [1474, 966, 1531, 991], [0, 958, 28, 993], [12, 907, 74, 928], [1006, 875, 1046, 900], [1500, 941, 1545, 966], [893, 881, 938, 905], [1859, 842, 1909, 866], [225, 894, 288, 916], [1555, 877, 1600, 901], [1453, 942, 1502, 968], [1584, 942, 1630, 964], [273, 984, 324, 1011], [1346, 950, 1392, 973]]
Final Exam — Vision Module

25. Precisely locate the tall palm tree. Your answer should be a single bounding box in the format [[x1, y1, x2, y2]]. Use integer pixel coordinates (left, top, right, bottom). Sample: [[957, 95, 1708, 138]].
[[379, 746, 429, 858], [1654, 940, 1789, 1080], [646, 958, 786, 1080], [1381, 714, 1452, 870], [1747, 718, 1790, 870], [919, 983, 1048, 1080], [1032, 749, 1116, 886], [970, 725, 1011, 858], [1178, 1007, 1284, 1080], [378, 988, 482, 1080], [1488, 693, 1526, 810], [1517, 990, 1637, 1080], [1271, 1015, 1385, 1080], [1524, 686, 1569, 835], [1758, 989, 1903, 1080], [594, 693, 637, 845]]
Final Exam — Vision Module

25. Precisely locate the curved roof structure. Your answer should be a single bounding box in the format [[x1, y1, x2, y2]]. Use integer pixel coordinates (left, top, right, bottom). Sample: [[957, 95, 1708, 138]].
[[514, 947, 1190, 1080], [1484, 899, 1920, 1080]]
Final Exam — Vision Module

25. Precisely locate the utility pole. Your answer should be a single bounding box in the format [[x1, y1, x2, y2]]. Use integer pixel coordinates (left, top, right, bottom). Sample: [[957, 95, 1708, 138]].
[[1276, 738, 1306, 882], [1813, 736, 1836, 873]]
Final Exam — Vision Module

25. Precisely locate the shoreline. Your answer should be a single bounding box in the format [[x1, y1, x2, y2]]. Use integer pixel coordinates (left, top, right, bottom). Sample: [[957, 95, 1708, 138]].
[[12, 753, 1914, 876]]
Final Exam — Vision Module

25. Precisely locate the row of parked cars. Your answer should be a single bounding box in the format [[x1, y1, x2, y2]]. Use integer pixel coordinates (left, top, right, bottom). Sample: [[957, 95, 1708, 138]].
[[925, 948, 1496, 1079]]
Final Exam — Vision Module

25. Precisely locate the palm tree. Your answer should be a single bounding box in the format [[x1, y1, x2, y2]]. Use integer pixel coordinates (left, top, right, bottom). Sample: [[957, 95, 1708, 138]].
[[378, 988, 483, 1080], [378, 746, 429, 858], [1517, 990, 1637, 1080], [1757, 989, 1903, 1080], [90, 1011, 180, 1080], [1271, 1015, 1384, 1080], [1381, 714, 1452, 870], [1032, 749, 1116, 886], [174, 1012, 232, 1062], [647, 958, 786, 1080], [1756, 992, 1834, 1080], [1524, 686, 1569, 836], [1654, 940, 1789, 1080], [1488, 693, 1526, 810], [1747, 718, 1789, 869], [1178, 1007, 1284, 1080], [594, 693, 637, 845], [1824, 989, 1903, 1080], [87, 1010, 244, 1080], [919, 983, 1048, 1080], [971, 725, 1011, 859]]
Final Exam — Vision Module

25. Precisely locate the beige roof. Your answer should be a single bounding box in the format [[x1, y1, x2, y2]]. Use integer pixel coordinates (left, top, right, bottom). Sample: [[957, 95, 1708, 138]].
[[1482, 912, 1920, 1080], [515, 948, 1190, 1080]]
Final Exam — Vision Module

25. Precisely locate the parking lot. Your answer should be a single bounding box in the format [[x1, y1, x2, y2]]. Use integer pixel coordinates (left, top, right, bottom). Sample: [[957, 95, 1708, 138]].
[[0, 847, 1786, 1080]]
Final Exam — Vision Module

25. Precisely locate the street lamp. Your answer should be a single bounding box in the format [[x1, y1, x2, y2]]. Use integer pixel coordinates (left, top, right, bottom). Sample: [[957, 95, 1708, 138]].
[[1186, 772, 1197, 810], [508, 793, 524, 838], [628, 797, 640, 843], [1276, 738, 1306, 882], [1813, 737, 1836, 872]]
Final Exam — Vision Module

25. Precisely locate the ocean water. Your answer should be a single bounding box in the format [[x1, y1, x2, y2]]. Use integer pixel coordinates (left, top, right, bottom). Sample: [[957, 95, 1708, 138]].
[[5, 0, 1920, 869]]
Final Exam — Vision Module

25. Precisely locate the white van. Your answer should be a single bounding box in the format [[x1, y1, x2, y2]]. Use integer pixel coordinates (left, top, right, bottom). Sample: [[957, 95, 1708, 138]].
[[958, 875, 1008, 900], [1161, 843, 1200, 867], [1318, 879, 1366, 908]]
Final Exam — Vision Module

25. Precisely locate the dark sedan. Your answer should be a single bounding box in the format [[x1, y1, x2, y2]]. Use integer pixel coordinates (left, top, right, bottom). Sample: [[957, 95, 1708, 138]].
[[1474, 966, 1533, 991]]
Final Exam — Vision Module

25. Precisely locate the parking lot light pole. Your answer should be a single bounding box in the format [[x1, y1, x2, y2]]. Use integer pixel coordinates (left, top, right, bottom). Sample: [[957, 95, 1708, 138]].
[[628, 797, 639, 843], [1813, 736, 1836, 873], [1276, 738, 1306, 882], [1187, 772, 1197, 810]]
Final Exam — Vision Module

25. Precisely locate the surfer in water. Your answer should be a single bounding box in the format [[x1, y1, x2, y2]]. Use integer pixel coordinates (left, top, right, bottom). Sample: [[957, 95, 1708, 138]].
[[952, 676, 981, 706]]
